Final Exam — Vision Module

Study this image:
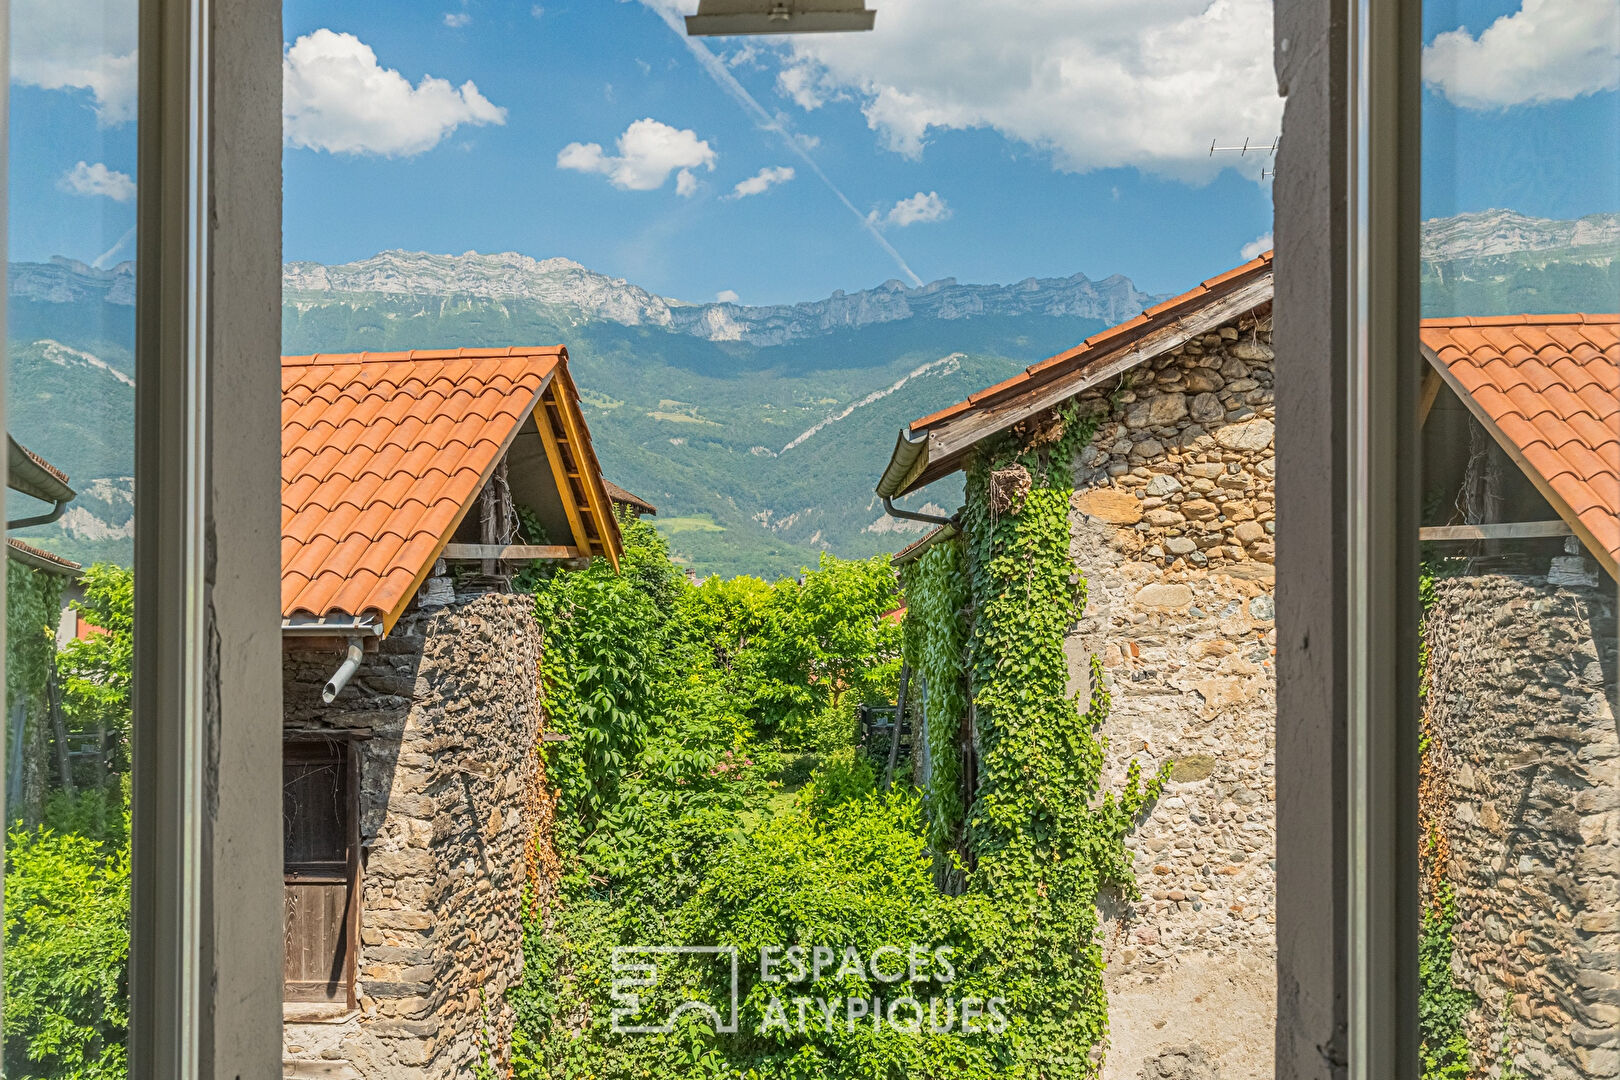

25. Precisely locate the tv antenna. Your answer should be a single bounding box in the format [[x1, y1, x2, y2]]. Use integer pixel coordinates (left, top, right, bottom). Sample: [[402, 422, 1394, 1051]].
[[1209, 137, 1279, 158]]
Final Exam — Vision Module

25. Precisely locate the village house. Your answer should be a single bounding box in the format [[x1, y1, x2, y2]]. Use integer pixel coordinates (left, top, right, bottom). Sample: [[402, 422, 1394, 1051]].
[[877, 254, 1618, 1078], [1414, 315, 1618, 1077], [277, 346, 627, 1079], [5, 437, 84, 823], [878, 252, 1281, 1077]]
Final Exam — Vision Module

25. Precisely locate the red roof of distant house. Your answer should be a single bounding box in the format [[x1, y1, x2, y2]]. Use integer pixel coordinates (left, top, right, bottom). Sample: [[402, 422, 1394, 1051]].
[[281, 347, 621, 631], [1421, 314, 1619, 575]]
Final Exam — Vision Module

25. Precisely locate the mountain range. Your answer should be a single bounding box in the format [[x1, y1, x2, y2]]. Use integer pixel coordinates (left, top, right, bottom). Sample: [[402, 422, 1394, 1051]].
[[8, 208, 1617, 576]]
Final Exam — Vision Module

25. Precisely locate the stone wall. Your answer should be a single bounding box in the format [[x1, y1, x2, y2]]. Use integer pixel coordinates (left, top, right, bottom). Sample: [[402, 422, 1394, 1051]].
[[281, 591, 545, 1079], [1063, 310, 1279, 1079], [1424, 570, 1619, 1079]]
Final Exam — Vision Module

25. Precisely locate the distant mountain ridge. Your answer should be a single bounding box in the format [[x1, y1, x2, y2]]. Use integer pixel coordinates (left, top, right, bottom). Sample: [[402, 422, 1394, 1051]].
[[281, 249, 1161, 347], [1420, 209, 1619, 262], [9, 207, 1617, 575]]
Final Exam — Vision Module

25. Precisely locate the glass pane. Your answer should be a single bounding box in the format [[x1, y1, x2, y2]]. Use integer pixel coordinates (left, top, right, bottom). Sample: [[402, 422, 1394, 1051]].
[[1418, 2, 1618, 1075], [5, 0, 138, 1073], [280, 2, 1279, 1074]]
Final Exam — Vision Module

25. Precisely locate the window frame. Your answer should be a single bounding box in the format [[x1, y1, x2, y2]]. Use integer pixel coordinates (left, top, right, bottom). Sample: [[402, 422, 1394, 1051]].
[[127, 0, 286, 1075], [1272, 0, 1424, 1074]]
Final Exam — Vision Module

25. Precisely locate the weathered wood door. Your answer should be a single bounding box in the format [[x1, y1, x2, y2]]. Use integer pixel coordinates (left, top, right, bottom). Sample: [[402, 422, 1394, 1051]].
[[283, 739, 359, 1006]]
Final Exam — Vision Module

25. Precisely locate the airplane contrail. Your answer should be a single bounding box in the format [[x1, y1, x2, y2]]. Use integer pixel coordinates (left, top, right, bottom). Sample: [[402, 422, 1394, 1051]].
[[640, 3, 924, 287]]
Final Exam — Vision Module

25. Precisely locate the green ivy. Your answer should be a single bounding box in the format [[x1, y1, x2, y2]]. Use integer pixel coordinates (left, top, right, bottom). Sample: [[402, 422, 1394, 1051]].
[[888, 403, 1172, 1073], [899, 537, 971, 855], [7, 559, 64, 712], [1419, 881, 1474, 1080]]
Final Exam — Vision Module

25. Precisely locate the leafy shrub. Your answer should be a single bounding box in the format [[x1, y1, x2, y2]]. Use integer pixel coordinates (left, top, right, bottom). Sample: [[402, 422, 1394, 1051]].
[[4, 821, 130, 1079], [796, 748, 875, 818]]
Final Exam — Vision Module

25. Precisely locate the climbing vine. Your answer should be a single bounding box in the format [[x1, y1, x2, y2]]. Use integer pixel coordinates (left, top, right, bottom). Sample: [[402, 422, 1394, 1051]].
[[1417, 564, 1479, 1079], [900, 536, 971, 856], [7, 559, 64, 711], [952, 402, 1168, 1072]]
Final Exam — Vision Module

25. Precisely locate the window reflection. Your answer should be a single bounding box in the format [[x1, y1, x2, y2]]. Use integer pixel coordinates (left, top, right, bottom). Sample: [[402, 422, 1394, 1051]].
[[1417, 2, 1617, 1072], [5, 0, 139, 1073]]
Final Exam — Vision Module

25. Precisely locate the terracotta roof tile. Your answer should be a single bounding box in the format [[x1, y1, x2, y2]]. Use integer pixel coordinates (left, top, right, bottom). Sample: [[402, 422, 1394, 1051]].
[[281, 346, 620, 631], [1422, 314, 1620, 570], [909, 250, 1274, 434]]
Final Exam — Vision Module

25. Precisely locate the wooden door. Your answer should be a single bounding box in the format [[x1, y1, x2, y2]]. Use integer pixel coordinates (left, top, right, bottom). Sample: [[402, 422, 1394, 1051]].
[[283, 740, 359, 1006]]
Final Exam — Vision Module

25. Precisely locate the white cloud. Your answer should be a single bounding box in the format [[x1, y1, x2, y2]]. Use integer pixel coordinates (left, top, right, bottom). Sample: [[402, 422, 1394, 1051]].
[[869, 191, 951, 229], [444, 11, 471, 27], [530, 4, 545, 16], [716, 289, 741, 303], [1423, 0, 1619, 109], [283, 29, 507, 157], [558, 117, 717, 193], [11, 0, 139, 123], [773, 0, 1283, 182], [730, 165, 796, 199], [777, 64, 827, 111], [727, 45, 763, 70], [58, 161, 136, 202], [1240, 231, 1273, 260]]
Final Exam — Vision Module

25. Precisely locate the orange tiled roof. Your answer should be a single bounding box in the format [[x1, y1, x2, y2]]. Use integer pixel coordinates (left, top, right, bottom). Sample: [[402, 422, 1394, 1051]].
[[1421, 314, 1619, 573], [282, 346, 621, 630], [876, 251, 1274, 498], [909, 251, 1274, 433]]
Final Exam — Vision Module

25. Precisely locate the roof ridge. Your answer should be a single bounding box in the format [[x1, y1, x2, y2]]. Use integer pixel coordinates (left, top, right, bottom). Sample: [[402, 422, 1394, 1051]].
[[283, 346, 567, 366], [907, 253, 1274, 432], [1420, 313, 1620, 328]]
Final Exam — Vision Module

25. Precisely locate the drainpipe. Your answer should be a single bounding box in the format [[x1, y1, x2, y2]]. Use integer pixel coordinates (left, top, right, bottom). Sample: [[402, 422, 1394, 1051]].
[[6, 497, 70, 531], [323, 637, 365, 703], [881, 495, 954, 528]]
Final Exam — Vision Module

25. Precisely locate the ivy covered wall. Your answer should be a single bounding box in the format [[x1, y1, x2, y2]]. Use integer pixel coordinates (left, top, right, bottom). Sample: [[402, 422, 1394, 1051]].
[[901, 404, 1169, 1072]]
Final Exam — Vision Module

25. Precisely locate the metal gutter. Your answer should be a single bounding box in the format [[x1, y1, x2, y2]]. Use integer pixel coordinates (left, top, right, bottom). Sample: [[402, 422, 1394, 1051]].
[[890, 522, 958, 567], [875, 428, 930, 500], [281, 613, 385, 638], [7, 436, 76, 530]]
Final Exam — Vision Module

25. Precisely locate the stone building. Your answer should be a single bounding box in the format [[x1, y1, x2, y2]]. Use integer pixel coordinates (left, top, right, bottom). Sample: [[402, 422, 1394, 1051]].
[[1416, 316, 1618, 1078], [880, 270, 1618, 1079], [5, 437, 83, 823], [879, 253, 1281, 1078], [278, 346, 625, 1079]]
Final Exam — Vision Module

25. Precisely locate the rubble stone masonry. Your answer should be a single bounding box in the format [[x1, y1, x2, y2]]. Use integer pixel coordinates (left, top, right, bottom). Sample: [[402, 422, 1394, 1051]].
[[1063, 311, 1279, 1078], [282, 592, 543, 1079], [1424, 572, 1619, 1079]]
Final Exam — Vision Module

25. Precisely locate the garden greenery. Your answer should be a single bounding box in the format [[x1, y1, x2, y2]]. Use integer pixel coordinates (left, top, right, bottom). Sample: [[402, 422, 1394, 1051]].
[[5, 564, 133, 1080], [516, 406, 1167, 1077]]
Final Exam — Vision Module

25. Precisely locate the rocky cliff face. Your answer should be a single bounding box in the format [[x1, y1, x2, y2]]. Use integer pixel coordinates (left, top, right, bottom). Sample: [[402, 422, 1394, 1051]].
[[279, 248, 1161, 346], [8, 256, 135, 305], [1420, 208, 1619, 262]]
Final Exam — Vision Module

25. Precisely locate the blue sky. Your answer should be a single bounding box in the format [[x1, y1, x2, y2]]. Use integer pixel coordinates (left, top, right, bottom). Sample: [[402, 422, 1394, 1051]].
[[9, 0, 1619, 305]]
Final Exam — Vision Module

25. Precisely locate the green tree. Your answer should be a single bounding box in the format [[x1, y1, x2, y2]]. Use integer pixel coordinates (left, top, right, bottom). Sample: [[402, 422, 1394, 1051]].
[[3, 822, 130, 1079], [56, 564, 134, 778]]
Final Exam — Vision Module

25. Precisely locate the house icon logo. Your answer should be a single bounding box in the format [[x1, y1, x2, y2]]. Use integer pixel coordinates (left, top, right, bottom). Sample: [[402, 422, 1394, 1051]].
[[610, 945, 741, 1034]]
